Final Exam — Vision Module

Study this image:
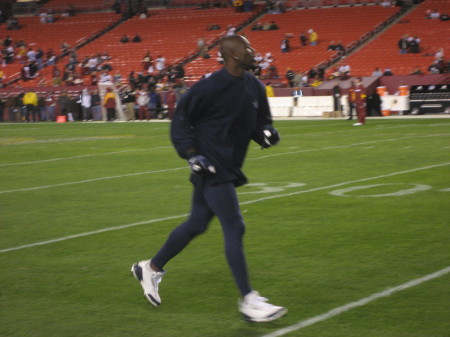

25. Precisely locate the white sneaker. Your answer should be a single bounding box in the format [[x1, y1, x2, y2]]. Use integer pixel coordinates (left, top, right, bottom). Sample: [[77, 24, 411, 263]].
[[131, 260, 165, 307], [353, 122, 363, 126], [239, 291, 287, 322]]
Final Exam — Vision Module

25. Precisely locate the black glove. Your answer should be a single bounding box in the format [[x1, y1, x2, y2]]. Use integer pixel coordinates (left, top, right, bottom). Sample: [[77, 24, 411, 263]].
[[188, 155, 216, 174], [261, 126, 280, 148]]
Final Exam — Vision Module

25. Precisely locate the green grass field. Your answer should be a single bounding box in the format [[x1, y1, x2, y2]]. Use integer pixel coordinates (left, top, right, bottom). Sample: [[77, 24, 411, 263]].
[[1, 118, 449, 337]]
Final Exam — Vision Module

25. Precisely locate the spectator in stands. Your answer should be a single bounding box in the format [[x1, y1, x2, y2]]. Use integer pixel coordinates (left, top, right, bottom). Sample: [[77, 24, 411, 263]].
[[155, 55, 166, 73], [139, 11, 147, 19], [398, 35, 409, 54], [426, 9, 440, 19], [132, 34, 142, 43], [6, 17, 19, 30], [262, 21, 271, 31], [64, 71, 75, 86], [100, 70, 113, 84], [335, 40, 345, 54], [280, 38, 290, 53], [299, 32, 308, 46], [266, 65, 279, 80], [206, 23, 221, 31], [5, 45, 14, 64], [197, 37, 206, 56], [327, 41, 337, 51], [68, 3, 76, 17], [410, 66, 423, 75], [226, 25, 236, 36], [113, 71, 122, 85], [142, 52, 152, 71], [269, 21, 279, 30], [44, 91, 56, 121], [338, 64, 350, 79], [46, 48, 56, 66], [47, 10, 55, 23], [137, 87, 150, 121], [371, 67, 383, 76], [51, 65, 61, 79], [309, 29, 318, 46], [21, 63, 31, 81], [103, 87, 116, 121], [380, 0, 393, 7], [265, 82, 275, 97], [122, 85, 136, 121], [293, 71, 306, 87], [17, 45, 27, 63], [80, 88, 92, 121], [428, 60, 441, 74], [440, 13, 449, 21], [251, 22, 263, 31], [383, 67, 393, 76], [128, 71, 137, 89], [73, 75, 84, 86], [26, 47, 36, 63], [120, 34, 130, 43], [434, 48, 444, 61], [408, 36, 420, 53], [61, 41, 70, 54], [39, 11, 48, 24], [285, 68, 295, 87], [52, 75, 62, 87]]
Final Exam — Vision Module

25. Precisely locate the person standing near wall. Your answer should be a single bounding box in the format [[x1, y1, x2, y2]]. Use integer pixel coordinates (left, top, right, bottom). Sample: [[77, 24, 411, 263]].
[[348, 77, 367, 125]]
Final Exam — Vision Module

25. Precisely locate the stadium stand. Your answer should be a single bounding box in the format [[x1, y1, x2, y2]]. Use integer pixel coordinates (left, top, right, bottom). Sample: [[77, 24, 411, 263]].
[[76, 8, 256, 81], [0, 1, 448, 94], [172, 5, 401, 81], [239, 5, 400, 79], [0, 12, 122, 81], [333, 0, 450, 76]]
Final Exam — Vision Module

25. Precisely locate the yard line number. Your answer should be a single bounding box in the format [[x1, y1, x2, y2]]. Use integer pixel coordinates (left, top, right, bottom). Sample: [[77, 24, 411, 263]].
[[240, 182, 444, 197]]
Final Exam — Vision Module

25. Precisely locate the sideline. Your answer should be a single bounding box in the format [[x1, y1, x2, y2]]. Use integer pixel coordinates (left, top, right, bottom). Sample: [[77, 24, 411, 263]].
[[261, 266, 450, 337], [1, 161, 448, 253]]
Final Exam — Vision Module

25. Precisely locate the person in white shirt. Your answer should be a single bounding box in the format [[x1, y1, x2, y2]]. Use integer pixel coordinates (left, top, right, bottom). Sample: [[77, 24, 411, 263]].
[[155, 55, 166, 72]]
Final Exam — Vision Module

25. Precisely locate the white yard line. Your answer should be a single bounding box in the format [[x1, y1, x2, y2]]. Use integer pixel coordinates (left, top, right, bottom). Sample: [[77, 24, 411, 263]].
[[0, 149, 145, 167], [260, 266, 450, 337], [3, 133, 448, 195], [1, 135, 135, 145], [0, 167, 186, 194], [1, 162, 448, 253], [252, 133, 449, 160]]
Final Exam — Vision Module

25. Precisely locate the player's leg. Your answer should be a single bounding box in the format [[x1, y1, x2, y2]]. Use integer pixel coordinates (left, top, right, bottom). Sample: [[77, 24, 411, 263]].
[[131, 185, 213, 306], [203, 182, 251, 296], [204, 182, 287, 322], [152, 185, 214, 269]]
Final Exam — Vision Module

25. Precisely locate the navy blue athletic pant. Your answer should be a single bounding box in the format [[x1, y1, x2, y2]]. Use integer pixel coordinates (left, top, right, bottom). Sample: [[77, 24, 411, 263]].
[[152, 181, 252, 297]]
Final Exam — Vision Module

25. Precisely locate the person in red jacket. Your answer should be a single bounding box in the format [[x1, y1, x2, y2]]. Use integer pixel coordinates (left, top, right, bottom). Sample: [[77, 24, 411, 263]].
[[348, 77, 367, 126]]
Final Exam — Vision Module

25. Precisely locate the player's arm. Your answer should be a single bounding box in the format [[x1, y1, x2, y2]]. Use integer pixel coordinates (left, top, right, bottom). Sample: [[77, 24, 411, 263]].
[[170, 88, 216, 174], [251, 81, 280, 148]]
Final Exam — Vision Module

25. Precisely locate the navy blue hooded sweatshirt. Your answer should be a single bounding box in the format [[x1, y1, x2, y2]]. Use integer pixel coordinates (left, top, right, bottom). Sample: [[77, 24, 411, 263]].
[[171, 68, 273, 187]]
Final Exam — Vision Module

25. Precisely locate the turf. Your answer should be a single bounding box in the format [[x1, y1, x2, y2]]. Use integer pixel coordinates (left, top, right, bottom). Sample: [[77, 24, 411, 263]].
[[0, 118, 449, 337]]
